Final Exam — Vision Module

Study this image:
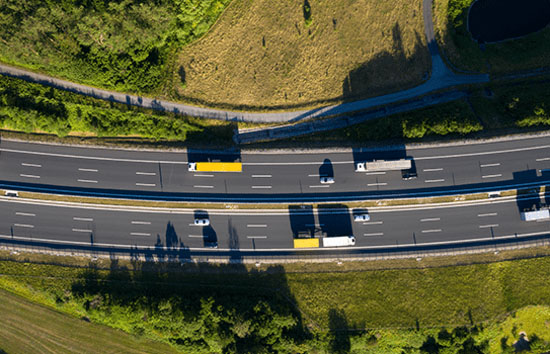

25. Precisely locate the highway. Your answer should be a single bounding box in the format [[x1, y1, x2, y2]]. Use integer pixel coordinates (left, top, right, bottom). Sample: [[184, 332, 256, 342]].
[[0, 194, 548, 256], [2, 136, 550, 202]]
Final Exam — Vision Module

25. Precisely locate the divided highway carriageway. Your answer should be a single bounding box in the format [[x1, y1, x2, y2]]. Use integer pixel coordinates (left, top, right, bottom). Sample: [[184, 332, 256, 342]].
[[2, 136, 550, 202]]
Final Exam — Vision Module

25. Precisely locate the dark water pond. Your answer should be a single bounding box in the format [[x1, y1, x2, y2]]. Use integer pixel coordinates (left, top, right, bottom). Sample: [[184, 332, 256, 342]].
[[468, 0, 550, 43]]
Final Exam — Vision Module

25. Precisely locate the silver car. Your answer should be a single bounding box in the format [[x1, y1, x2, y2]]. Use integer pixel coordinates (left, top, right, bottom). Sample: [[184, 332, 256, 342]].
[[354, 214, 370, 222]]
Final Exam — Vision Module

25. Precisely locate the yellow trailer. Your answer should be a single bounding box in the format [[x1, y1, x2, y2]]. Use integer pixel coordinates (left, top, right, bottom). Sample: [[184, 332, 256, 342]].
[[293, 238, 320, 248], [188, 162, 242, 172]]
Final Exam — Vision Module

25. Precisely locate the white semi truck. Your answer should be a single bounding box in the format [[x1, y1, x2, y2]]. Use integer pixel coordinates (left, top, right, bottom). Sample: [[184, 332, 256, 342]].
[[520, 208, 550, 221], [321, 236, 356, 247], [355, 159, 412, 172]]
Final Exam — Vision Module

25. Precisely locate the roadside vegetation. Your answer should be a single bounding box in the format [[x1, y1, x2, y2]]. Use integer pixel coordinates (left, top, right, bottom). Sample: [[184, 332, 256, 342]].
[[433, 0, 550, 74], [175, 0, 430, 110], [0, 76, 234, 146], [0, 0, 231, 93], [2, 252, 550, 352], [291, 78, 550, 145]]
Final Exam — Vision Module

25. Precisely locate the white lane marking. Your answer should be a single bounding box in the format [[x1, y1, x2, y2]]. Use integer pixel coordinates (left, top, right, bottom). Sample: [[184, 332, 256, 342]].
[[13, 223, 34, 228], [188, 234, 204, 238], [135, 183, 156, 187], [131, 221, 151, 225], [73, 217, 93, 222], [367, 183, 387, 186], [72, 228, 92, 233], [364, 232, 384, 236], [478, 213, 497, 217], [422, 229, 442, 233], [536, 157, 550, 161], [363, 221, 383, 225], [309, 185, 330, 188], [423, 168, 443, 172], [131, 232, 151, 236], [308, 174, 326, 177], [15, 212, 35, 217], [252, 175, 272, 178], [480, 163, 500, 167], [136, 172, 156, 176], [305, 223, 324, 227], [421, 218, 440, 222], [425, 179, 445, 183], [194, 174, 214, 177], [251, 186, 272, 189], [365, 172, 386, 175], [194, 185, 214, 189], [247, 236, 267, 239], [77, 179, 98, 183], [20, 174, 40, 179], [479, 224, 499, 228], [78, 168, 98, 172], [482, 174, 502, 179], [247, 224, 267, 228], [21, 163, 41, 168]]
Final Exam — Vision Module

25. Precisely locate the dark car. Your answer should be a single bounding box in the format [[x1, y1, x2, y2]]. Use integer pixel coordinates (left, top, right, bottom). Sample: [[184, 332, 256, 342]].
[[401, 170, 418, 180]]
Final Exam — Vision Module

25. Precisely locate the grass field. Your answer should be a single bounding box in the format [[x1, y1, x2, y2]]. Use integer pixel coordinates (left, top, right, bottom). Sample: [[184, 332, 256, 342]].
[[174, 0, 430, 110], [2, 249, 550, 352], [433, 0, 550, 74], [0, 288, 177, 354]]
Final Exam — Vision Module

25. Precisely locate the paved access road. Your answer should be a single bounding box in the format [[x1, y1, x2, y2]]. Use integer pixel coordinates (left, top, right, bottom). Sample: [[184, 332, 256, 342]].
[[2, 136, 550, 202], [0, 195, 547, 254]]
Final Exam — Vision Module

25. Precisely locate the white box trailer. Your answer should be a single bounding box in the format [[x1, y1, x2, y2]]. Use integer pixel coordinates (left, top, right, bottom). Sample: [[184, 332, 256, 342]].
[[321, 236, 356, 247], [521, 209, 550, 221], [355, 159, 412, 172]]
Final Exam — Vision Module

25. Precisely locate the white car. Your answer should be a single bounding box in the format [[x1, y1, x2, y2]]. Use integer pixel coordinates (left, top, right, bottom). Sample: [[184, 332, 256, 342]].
[[188, 163, 197, 171], [194, 218, 210, 226], [320, 176, 335, 184], [354, 214, 370, 222]]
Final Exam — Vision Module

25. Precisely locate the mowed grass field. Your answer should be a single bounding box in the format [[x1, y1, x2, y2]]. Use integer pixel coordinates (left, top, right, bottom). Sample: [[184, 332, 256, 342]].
[[174, 0, 430, 110], [0, 288, 177, 354], [433, 0, 550, 74]]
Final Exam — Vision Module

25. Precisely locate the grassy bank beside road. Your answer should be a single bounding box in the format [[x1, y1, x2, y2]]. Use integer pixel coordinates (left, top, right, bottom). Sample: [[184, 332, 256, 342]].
[[290, 78, 550, 145], [2, 251, 550, 352], [433, 0, 550, 74], [175, 0, 430, 110], [0, 75, 234, 146]]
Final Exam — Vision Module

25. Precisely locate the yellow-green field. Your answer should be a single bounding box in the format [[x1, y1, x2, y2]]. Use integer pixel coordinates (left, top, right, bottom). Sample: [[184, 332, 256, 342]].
[[0, 288, 177, 354], [174, 0, 430, 110]]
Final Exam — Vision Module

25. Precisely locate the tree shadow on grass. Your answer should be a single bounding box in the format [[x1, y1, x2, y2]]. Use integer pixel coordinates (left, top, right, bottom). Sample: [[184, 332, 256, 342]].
[[71, 261, 312, 352], [328, 308, 351, 354], [342, 23, 428, 101]]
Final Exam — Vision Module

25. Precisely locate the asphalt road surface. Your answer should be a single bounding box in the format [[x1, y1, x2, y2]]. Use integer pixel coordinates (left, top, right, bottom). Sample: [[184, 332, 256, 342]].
[[0, 195, 548, 255], [2, 136, 550, 202]]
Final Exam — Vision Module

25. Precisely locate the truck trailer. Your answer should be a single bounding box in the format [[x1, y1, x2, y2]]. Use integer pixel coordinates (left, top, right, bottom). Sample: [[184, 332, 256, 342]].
[[355, 159, 412, 172], [321, 236, 356, 247], [521, 208, 550, 221], [188, 162, 242, 172]]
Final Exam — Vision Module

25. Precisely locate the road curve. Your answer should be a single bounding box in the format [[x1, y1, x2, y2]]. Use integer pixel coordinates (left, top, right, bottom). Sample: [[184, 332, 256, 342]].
[[0, 194, 548, 259], [2, 136, 550, 202], [0, 0, 488, 124]]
